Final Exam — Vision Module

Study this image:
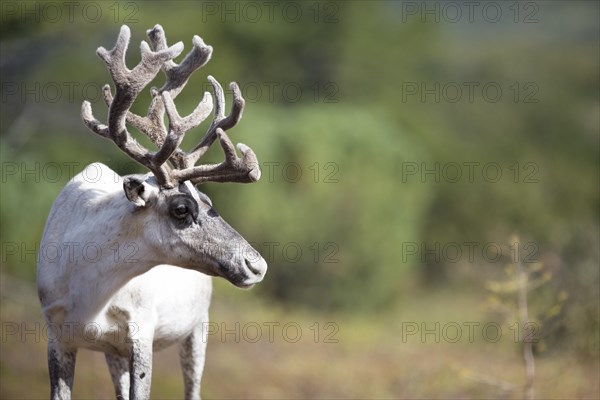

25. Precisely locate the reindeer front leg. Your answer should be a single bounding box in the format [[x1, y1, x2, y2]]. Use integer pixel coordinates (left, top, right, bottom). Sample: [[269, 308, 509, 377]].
[[128, 337, 153, 399], [106, 353, 130, 400], [178, 325, 209, 400], [48, 343, 77, 400]]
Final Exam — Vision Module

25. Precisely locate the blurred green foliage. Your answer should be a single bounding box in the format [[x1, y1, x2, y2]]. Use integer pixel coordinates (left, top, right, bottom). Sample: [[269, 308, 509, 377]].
[[1, 1, 598, 357]]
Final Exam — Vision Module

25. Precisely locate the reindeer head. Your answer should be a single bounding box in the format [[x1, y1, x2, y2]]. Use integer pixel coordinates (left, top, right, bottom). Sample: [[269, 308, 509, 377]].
[[81, 25, 266, 288]]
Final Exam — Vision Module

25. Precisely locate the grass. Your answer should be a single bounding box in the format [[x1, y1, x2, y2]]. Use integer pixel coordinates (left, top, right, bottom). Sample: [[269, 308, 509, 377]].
[[0, 274, 598, 399]]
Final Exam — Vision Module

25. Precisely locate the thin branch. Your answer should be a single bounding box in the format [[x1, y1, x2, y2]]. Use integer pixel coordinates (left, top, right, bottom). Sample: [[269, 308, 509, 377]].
[[516, 247, 536, 400]]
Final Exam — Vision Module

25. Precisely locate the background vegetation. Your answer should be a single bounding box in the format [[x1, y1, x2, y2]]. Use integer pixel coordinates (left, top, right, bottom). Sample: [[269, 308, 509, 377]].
[[1, 1, 598, 398]]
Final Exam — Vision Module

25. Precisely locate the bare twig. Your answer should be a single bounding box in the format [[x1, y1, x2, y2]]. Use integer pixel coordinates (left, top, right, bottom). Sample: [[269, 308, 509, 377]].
[[514, 235, 536, 400]]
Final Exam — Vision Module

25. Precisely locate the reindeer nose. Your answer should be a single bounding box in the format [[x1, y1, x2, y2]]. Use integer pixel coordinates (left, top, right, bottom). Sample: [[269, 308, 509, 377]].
[[245, 256, 267, 280]]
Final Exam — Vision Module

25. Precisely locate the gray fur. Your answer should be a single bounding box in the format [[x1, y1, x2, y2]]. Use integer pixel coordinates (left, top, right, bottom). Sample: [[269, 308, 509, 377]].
[[48, 344, 76, 400], [106, 353, 129, 400]]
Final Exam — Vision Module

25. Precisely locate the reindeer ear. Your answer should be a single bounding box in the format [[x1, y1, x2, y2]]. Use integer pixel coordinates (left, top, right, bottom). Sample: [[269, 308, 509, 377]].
[[123, 176, 158, 207]]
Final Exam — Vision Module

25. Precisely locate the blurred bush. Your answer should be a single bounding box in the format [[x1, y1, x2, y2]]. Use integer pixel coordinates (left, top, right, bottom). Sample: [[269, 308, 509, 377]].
[[210, 103, 432, 310]]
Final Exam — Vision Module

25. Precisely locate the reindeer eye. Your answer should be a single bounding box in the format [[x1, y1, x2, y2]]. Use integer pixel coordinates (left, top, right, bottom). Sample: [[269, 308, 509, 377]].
[[174, 204, 188, 218], [169, 195, 199, 224]]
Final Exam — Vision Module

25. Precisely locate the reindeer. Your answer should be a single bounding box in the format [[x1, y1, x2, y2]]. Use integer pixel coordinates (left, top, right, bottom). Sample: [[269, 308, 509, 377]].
[[36, 25, 267, 400]]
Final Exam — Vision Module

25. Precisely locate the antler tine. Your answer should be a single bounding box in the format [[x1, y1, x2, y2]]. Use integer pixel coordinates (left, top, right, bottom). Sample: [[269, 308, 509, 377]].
[[146, 25, 214, 168], [102, 82, 172, 158], [171, 128, 261, 184], [162, 91, 213, 136], [81, 25, 185, 187], [99, 25, 214, 170], [183, 77, 245, 167], [96, 25, 183, 97], [168, 77, 260, 185], [147, 25, 213, 97], [157, 90, 213, 167], [101, 84, 153, 140], [81, 101, 109, 138]]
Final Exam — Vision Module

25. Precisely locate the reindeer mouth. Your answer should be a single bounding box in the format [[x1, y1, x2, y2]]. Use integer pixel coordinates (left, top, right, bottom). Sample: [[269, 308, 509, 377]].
[[222, 267, 259, 289], [236, 282, 255, 289], [191, 241, 266, 288], [200, 257, 259, 289], [224, 260, 266, 288]]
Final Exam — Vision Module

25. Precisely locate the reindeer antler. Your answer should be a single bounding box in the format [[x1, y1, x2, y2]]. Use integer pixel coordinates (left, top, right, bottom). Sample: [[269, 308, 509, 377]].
[[82, 25, 261, 188]]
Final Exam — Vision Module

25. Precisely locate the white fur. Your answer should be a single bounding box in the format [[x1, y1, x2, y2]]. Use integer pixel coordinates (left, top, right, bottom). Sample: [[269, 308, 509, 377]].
[[38, 163, 265, 399]]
